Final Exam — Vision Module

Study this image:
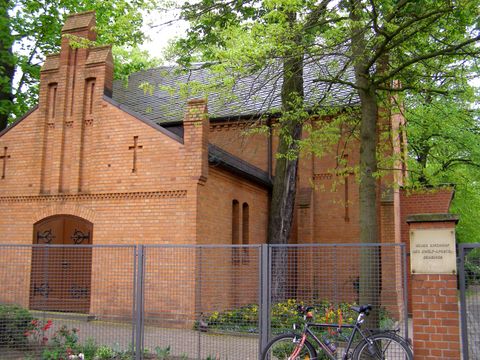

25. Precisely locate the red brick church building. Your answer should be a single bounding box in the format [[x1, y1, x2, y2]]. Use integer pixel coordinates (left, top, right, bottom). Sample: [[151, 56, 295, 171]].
[[0, 12, 453, 317]]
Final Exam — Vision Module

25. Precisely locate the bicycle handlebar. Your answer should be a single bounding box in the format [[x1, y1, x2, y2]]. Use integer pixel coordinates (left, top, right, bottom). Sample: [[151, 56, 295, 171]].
[[297, 304, 372, 316]]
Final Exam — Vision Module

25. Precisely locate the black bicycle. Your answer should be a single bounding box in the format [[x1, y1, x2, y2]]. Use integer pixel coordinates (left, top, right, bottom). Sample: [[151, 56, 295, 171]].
[[261, 304, 413, 360]]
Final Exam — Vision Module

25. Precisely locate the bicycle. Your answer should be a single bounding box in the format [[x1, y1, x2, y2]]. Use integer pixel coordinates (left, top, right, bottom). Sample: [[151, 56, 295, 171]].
[[261, 304, 413, 360]]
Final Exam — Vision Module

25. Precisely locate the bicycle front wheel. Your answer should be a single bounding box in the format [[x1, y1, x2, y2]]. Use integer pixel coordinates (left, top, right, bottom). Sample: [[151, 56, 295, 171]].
[[261, 333, 317, 360], [352, 332, 412, 360]]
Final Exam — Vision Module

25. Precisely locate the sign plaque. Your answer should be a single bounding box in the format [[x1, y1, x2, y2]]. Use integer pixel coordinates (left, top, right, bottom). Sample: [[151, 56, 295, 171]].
[[410, 229, 456, 274]]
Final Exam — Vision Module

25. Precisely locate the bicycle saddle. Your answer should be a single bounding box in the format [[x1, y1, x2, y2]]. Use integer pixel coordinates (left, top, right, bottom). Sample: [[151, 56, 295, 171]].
[[351, 304, 372, 314]]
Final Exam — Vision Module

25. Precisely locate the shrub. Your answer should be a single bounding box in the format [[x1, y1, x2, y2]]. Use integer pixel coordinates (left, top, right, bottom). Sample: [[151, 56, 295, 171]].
[[0, 304, 34, 348], [199, 299, 359, 334], [465, 260, 480, 288], [42, 325, 81, 360], [94, 345, 116, 359], [79, 338, 99, 359]]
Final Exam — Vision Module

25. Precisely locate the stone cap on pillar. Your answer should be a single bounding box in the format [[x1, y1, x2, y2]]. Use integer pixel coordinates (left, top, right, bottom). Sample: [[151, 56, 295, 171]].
[[407, 213, 459, 224]]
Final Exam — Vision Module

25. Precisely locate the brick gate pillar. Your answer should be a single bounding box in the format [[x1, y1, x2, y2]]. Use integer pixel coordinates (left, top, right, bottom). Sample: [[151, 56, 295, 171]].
[[407, 214, 460, 360]]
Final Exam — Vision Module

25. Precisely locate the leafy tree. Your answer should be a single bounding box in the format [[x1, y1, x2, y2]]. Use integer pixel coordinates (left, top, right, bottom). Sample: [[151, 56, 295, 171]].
[[0, 0, 158, 131], [170, 0, 480, 311], [406, 80, 480, 243], [171, 0, 340, 300]]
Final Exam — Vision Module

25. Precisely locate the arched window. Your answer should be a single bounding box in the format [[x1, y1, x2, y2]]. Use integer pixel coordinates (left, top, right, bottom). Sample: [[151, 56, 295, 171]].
[[232, 200, 240, 265], [242, 202, 250, 263]]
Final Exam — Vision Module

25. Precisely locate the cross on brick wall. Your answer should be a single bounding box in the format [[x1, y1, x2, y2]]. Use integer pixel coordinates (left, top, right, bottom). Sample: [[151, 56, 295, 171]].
[[0, 146, 10, 179], [128, 136, 143, 173]]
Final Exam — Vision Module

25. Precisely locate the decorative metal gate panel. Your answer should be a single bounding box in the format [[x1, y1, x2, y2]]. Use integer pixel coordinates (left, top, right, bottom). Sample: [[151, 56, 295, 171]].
[[459, 243, 480, 360]]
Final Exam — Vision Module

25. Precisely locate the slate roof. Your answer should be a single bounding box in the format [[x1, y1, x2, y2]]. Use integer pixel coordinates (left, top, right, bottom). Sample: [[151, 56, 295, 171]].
[[208, 144, 272, 188], [109, 61, 358, 188], [111, 61, 358, 125]]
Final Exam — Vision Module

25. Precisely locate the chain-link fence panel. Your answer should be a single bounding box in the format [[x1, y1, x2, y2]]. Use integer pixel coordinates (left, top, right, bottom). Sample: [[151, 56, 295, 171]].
[[143, 245, 261, 360], [268, 244, 408, 350], [460, 243, 480, 360], [0, 245, 137, 360], [0, 244, 407, 360]]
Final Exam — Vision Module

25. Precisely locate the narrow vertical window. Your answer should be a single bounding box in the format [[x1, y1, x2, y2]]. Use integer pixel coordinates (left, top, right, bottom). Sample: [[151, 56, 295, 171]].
[[242, 202, 249, 264], [84, 78, 96, 119], [89, 80, 95, 115], [47, 83, 58, 120], [232, 200, 240, 265]]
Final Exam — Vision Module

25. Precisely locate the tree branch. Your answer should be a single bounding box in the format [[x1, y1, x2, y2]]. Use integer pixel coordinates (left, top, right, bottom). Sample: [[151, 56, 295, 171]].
[[374, 34, 480, 86]]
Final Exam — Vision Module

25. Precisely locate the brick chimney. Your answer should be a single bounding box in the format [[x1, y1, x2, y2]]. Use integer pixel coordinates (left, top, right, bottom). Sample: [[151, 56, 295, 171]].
[[183, 99, 209, 184], [38, 11, 113, 194]]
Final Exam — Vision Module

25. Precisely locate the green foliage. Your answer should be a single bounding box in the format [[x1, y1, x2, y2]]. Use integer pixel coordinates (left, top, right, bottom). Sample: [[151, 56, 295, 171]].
[[0, 304, 33, 348], [80, 338, 99, 360], [465, 260, 480, 288], [406, 82, 480, 243], [94, 345, 116, 359], [155, 345, 171, 359], [451, 182, 480, 244], [199, 299, 360, 334], [113, 46, 161, 84], [42, 325, 80, 359]]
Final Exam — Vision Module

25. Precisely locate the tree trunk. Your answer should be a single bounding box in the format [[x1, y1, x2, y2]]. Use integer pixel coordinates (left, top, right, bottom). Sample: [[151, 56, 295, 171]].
[[0, 1, 14, 131], [268, 11, 304, 302], [357, 85, 381, 327], [350, 0, 380, 326]]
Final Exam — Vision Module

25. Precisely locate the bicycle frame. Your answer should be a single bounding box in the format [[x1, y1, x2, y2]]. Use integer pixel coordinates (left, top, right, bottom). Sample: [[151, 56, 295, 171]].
[[294, 312, 372, 360]]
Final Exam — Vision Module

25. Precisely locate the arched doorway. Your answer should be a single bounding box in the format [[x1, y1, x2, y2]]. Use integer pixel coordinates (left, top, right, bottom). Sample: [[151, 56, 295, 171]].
[[30, 215, 93, 313]]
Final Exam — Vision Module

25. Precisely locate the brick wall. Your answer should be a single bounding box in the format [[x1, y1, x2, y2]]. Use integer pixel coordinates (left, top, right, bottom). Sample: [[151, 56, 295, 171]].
[[411, 274, 460, 359]]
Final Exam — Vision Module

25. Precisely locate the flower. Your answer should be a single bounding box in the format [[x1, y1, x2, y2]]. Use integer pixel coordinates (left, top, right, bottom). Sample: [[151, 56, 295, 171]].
[[42, 320, 53, 331], [25, 319, 53, 346]]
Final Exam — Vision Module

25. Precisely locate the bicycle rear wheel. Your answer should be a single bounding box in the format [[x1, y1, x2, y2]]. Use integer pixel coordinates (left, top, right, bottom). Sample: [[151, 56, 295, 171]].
[[352, 332, 412, 360], [261, 333, 317, 360]]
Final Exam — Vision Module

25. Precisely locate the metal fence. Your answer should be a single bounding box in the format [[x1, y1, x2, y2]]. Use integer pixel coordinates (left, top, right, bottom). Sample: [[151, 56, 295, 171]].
[[0, 243, 407, 359], [459, 243, 480, 360]]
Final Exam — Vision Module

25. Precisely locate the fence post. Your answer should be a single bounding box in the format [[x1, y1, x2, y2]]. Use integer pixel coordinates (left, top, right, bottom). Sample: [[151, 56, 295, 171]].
[[458, 244, 469, 360], [259, 244, 270, 359], [401, 244, 409, 342], [135, 245, 145, 360]]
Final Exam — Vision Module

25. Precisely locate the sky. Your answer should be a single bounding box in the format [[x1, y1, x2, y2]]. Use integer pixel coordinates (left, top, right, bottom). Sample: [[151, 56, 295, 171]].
[[140, 7, 189, 61]]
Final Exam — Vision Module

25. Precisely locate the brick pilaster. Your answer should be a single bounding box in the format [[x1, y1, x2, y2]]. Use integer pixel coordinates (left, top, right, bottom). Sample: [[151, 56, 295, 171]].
[[408, 214, 460, 360]]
